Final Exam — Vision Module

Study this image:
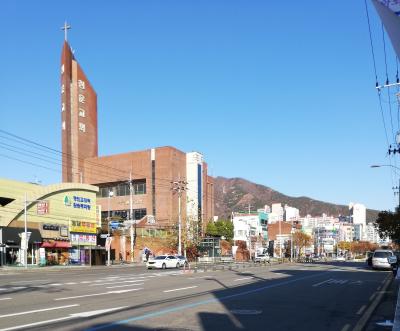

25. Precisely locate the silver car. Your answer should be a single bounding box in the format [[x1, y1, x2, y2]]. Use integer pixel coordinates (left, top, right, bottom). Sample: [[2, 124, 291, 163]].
[[372, 250, 394, 270]]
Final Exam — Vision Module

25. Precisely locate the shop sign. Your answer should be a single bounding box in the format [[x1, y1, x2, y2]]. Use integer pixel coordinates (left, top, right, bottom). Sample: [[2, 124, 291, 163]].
[[39, 247, 46, 266], [43, 224, 60, 231], [37, 201, 49, 215], [70, 220, 96, 234], [60, 226, 68, 237], [71, 233, 96, 246], [64, 195, 92, 210]]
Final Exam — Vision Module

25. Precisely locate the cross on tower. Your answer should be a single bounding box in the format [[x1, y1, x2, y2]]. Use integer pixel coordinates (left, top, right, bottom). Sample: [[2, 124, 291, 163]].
[[61, 21, 71, 41]]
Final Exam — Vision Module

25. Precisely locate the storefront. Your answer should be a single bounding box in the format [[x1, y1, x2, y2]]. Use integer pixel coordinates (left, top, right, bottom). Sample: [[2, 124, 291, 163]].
[[0, 178, 99, 266], [0, 227, 42, 266]]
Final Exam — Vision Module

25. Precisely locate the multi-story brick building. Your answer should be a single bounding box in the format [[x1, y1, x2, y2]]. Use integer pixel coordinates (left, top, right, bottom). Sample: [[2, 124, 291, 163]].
[[60, 37, 214, 250]]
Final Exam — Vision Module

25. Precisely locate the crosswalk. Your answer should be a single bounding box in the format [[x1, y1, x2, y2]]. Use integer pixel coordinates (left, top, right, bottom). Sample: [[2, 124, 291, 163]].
[[0, 270, 183, 293]]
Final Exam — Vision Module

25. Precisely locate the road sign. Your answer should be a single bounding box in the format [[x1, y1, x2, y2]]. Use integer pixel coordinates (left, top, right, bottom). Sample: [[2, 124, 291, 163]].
[[109, 221, 120, 229]]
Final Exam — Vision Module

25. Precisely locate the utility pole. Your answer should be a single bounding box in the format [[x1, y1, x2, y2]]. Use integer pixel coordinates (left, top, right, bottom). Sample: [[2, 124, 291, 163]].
[[393, 178, 400, 210], [129, 172, 134, 262], [171, 176, 187, 256]]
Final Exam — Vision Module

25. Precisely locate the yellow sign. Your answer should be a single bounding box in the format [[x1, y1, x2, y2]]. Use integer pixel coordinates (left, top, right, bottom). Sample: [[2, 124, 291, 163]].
[[70, 220, 96, 234]]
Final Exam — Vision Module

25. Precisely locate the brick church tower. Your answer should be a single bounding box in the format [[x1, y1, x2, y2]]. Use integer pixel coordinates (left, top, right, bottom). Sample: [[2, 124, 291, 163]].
[[60, 24, 98, 183]]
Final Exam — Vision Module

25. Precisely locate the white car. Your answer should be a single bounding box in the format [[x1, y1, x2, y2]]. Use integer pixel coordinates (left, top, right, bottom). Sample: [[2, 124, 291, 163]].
[[175, 255, 189, 267], [336, 255, 346, 262], [146, 255, 180, 269], [254, 254, 270, 263], [372, 250, 394, 270]]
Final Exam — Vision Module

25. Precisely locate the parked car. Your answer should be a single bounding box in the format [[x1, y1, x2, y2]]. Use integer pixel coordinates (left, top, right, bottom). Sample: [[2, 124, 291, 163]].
[[175, 255, 189, 267], [336, 255, 346, 262], [254, 254, 270, 263], [372, 249, 394, 270], [146, 255, 180, 269]]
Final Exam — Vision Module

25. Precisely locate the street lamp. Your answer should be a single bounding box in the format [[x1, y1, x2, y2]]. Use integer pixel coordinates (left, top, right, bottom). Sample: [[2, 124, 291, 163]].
[[370, 164, 400, 208], [23, 194, 47, 269]]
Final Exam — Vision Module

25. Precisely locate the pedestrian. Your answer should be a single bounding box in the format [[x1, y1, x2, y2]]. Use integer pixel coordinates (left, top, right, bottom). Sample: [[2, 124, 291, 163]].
[[119, 252, 123, 265]]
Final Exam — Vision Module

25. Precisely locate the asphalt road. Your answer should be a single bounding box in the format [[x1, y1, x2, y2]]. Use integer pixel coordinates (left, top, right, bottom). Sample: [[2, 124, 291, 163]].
[[0, 261, 392, 331]]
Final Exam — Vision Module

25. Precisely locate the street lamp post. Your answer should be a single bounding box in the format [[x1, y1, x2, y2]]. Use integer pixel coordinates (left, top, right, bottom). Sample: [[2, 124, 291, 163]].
[[23, 194, 47, 269], [371, 164, 400, 209]]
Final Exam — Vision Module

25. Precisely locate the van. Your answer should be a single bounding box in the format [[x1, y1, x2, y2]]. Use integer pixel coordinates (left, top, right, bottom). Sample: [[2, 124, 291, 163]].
[[372, 249, 394, 270]]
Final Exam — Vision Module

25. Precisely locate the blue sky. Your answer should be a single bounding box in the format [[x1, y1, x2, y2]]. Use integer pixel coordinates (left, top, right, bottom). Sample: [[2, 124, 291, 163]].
[[0, 1, 399, 212]]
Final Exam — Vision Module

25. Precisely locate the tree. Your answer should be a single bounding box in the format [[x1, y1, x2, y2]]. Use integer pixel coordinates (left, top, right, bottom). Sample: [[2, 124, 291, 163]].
[[205, 220, 234, 240], [215, 220, 234, 240], [292, 232, 312, 256], [375, 209, 400, 244], [205, 222, 218, 236]]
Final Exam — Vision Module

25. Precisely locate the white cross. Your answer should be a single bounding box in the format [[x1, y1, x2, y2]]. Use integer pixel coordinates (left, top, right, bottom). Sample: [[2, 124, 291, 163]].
[[61, 21, 71, 41]]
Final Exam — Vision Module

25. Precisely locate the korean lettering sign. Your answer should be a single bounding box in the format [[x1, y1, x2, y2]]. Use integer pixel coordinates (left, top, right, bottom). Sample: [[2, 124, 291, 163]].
[[64, 195, 92, 211], [70, 220, 96, 234]]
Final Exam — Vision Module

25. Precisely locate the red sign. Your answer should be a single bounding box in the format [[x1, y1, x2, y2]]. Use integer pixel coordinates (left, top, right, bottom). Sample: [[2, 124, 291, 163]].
[[37, 201, 49, 215]]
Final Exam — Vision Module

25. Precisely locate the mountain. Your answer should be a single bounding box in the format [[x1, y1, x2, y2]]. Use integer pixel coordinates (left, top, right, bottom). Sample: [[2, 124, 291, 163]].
[[213, 177, 379, 222]]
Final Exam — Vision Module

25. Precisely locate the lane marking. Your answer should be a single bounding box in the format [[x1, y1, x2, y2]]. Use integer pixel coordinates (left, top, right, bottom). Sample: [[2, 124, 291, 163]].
[[49, 283, 62, 286], [85, 271, 328, 331], [10, 279, 51, 284], [312, 279, 333, 287], [89, 279, 147, 287], [0, 316, 72, 331], [0, 298, 12, 301], [106, 283, 144, 289], [357, 305, 366, 315], [0, 304, 79, 319], [55, 288, 143, 301], [369, 293, 376, 301], [340, 324, 350, 331], [163, 286, 198, 293], [80, 281, 91, 284], [0, 307, 127, 331], [234, 277, 253, 282], [65, 282, 77, 285]]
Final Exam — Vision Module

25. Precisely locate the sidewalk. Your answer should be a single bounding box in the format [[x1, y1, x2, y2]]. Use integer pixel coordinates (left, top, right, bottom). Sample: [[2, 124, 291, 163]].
[[0, 262, 145, 272]]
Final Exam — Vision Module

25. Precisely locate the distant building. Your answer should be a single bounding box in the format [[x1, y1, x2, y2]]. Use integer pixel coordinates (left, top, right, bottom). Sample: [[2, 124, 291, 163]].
[[284, 205, 299, 223], [269, 203, 284, 223], [349, 203, 366, 240], [60, 38, 215, 239]]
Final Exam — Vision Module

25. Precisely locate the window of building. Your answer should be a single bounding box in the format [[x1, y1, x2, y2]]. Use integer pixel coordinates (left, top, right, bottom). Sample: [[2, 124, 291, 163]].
[[96, 180, 146, 198]]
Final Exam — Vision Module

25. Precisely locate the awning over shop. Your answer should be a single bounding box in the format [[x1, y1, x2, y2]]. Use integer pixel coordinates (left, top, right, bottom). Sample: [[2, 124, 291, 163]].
[[41, 241, 71, 248], [0, 227, 42, 245]]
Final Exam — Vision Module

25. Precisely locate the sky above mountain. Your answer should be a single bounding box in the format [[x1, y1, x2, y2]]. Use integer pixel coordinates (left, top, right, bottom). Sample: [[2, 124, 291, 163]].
[[0, 1, 399, 212]]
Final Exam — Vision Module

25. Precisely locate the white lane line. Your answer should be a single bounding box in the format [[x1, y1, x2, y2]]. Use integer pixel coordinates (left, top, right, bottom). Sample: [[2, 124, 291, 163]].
[[0, 298, 12, 301], [0, 304, 79, 319], [163, 286, 198, 293], [0, 316, 72, 331], [369, 293, 376, 301], [106, 283, 144, 289], [80, 281, 91, 284], [0, 306, 128, 331], [340, 324, 350, 331], [49, 283, 63, 286], [357, 305, 367, 315], [65, 282, 77, 285], [234, 277, 253, 282], [312, 279, 333, 287], [55, 288, 142, 300], [89, 279, 147, 287]]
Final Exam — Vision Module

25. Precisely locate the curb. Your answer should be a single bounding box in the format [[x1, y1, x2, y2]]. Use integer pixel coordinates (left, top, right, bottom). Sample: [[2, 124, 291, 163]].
[[352, 274, 392, 331]]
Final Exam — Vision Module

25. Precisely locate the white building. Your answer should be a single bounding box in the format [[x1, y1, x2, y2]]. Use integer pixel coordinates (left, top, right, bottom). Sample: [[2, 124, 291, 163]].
[[270, 203, 284, 223], [232, 213, 264, 256], [186, 152, 204, 238], [349, 203, 366, 240], [284, 205, 299, 223]]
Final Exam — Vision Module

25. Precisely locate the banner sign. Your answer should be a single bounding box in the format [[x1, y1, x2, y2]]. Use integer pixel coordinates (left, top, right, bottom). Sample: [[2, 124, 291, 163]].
[[37, 201, 49, 215], [71, 233, 96, 246], [70, 221, 96, 234]]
